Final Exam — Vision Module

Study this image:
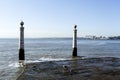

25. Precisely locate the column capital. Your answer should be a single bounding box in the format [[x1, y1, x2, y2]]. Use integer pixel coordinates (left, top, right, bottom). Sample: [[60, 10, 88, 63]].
[[20, 21, 24, 26], [74, 25, 77, 29]]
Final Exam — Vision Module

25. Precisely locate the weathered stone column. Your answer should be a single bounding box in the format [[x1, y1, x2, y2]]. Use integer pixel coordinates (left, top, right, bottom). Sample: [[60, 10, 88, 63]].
[[72, 25, 77, 57], [19, 21, 25, 62]]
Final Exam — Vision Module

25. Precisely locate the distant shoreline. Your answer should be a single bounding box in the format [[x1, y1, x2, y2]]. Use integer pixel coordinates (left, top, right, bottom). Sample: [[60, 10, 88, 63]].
[[0, 37, 120, 40]]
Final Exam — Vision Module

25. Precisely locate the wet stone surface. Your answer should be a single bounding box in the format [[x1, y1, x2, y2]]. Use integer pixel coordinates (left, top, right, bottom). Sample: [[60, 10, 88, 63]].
[[17, 57, 120, 80]]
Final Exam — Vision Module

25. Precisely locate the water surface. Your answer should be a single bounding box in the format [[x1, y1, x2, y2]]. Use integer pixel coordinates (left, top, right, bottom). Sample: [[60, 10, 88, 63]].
[[0, 38, 120, 79]]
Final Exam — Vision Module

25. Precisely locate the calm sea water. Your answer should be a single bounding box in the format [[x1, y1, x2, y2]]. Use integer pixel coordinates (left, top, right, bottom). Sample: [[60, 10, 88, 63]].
[[0, 38, 120, 80]]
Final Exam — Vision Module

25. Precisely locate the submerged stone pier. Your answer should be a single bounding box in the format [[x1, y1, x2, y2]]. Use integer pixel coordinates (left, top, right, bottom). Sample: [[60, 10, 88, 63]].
[[19, 21, 25, 63], [72, 25, 77, 57]]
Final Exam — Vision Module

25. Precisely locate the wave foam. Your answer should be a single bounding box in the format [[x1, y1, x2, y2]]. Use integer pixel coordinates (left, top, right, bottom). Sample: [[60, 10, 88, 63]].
[[39, 57, 67, 61], [8, 63, 20, 68], [26, 57, 69, 63]]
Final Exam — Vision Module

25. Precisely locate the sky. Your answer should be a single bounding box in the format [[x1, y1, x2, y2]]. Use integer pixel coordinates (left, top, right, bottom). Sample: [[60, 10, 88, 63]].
[[0, 0, 120, 38]]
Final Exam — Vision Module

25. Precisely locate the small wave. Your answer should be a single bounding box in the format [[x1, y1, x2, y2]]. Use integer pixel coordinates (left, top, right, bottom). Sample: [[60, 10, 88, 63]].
[[26, 57, 69, 63], [39, 57, 67, 61], [26, 60, 43, 63], [8, 63, 20, 68]]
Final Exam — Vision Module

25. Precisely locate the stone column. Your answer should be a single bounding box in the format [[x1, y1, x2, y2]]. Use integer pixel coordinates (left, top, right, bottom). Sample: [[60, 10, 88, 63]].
[[72, 25, 77, 57], [19, 21, 25, 62]]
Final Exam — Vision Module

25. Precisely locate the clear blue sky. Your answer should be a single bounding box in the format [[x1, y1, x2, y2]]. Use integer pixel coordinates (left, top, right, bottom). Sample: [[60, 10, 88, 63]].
[[0, 0, 120, 38]]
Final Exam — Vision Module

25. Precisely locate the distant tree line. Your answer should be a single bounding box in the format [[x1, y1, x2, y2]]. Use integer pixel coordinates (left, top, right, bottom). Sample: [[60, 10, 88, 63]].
[[78, 36, 120, 40], [108, 36, 120, 40]]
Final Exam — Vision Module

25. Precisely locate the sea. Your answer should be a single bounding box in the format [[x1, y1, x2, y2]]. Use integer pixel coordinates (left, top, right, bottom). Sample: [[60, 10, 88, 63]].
[[0, 38, 120, 80]]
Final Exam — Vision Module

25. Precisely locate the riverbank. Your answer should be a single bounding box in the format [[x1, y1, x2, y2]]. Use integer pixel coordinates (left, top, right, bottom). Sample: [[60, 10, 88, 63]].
[[17, 57, 120, 80]]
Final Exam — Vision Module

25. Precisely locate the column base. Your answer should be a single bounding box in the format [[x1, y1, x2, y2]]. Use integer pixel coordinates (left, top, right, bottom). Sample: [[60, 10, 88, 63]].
[[19, 48, 25, 60], [72, 47, 77, 57], [19, 60, 25, 67]]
